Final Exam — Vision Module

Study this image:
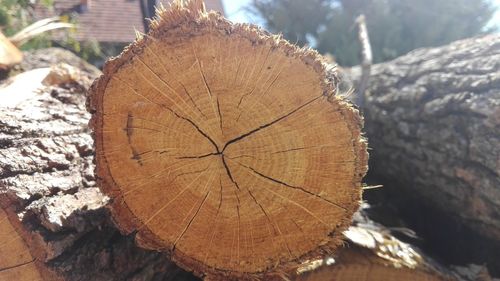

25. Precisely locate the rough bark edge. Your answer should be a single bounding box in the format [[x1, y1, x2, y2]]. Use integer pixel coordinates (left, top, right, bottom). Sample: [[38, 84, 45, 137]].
[[87, 0, 368, 279]]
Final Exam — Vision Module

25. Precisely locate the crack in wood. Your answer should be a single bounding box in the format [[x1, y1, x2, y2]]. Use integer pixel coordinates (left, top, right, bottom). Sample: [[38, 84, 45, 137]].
[[237, 47, 273, 108], [240, 172, 296, 259], [223, 95, 322, 151], [141, 165, 214, 226], [144, 45, 207, 120], [239, 63, 284, 114], [222, 155, 240, 190], [226, 154, 255, 160], [116, 76, 214, 146], [193, 47, 223, 138], [167, 108, 220, 153], [170, 166, 210, 182], [172, 190, 211, 250], [271, 146, 309, 154], [244, 184, 281, 243], [202, 175, 224, 264], [176, 152, 219, 159], [117, 68, 222, 155], [0, 259, 35, 273], [240, 163, 347, 212], [216, 97, 223, 135], [135, 58, 205, 126]]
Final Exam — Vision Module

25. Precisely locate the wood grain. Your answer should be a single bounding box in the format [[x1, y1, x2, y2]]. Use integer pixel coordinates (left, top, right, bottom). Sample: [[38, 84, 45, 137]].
[[88, 1, 368, 279]]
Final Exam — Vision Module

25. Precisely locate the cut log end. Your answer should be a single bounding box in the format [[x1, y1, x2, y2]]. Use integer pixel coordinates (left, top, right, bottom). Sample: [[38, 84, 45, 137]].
[[0, 208, 57, 281], [88, 0, 367, 279], [0, 31, 23, 69], [296, 245, 450, 281]]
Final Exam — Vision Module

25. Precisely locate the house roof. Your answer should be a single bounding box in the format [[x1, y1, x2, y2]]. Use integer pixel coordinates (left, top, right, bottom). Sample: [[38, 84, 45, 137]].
[[34, 0, 225, 43]]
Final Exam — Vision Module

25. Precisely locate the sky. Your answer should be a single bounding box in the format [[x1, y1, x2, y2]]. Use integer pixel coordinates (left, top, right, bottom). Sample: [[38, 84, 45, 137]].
[[221, 0, 257, 24], [221, 0, 500, 30], [487, 0, 500, 29]]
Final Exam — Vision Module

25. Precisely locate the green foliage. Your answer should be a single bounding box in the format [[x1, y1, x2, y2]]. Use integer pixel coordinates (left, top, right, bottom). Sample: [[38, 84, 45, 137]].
[[251, 0, 332, 46], [0, 0, 54, 48], [0, 0, 103, 63], [58, 36, 103, 62], [0, 0, 53, 30], [251, 0, 497, 66]]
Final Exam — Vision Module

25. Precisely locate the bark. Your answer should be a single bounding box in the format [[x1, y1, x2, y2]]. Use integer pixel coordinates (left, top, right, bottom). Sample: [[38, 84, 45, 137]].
[[344, 35, 500, 274], [0, 61, 198, 281], [20, 47, 102, 78]]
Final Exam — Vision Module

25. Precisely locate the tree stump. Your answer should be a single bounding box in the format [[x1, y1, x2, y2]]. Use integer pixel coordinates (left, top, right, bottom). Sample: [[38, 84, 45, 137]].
[[88, 1, 368, 279]]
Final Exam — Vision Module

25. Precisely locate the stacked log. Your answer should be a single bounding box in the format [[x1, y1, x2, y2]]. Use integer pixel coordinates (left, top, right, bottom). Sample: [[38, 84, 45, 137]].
[[345, 35, 500, 274], [1, 0, 498, 280]]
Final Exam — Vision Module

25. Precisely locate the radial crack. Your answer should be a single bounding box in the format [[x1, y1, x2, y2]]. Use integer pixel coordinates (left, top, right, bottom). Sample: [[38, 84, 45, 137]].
[[223, 95, 322, 151], [171, 166, 210, 182], [131, 147, 144, 166], [271, 146, 310, 154], [115, 76, 219, 152], [0, 259, 35, 273], [242, 164, 347, 211], [237, 47, 273, 108], [245, 185, 279, 238], [172, 190, 211, 249], [168, 108, 220, 153], [144, 45, 207, 119], [176, 152, 218, 159], [217, 97, 224, 135], [193, 47, 223, 133], [222, 155, 240, 190]]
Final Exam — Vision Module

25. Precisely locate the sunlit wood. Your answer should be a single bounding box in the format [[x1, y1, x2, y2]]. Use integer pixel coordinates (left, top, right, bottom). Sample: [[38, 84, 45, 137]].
[[89, 0, 367, 279]]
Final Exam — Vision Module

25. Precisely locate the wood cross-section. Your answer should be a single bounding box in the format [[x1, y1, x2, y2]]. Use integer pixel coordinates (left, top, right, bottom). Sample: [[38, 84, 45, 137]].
[[88, 0, 367, 279], [0, 209, 43, 281]]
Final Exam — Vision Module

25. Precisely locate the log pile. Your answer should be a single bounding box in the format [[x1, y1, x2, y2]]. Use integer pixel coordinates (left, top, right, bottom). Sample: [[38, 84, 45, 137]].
[[344, 34, 500, 274], [0, 0, 498, 280]]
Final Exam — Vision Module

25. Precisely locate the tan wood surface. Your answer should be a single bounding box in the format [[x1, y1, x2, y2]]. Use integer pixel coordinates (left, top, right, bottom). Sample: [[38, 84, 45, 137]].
[[0, 208, 43, 281], [89, 1, 367, 279]]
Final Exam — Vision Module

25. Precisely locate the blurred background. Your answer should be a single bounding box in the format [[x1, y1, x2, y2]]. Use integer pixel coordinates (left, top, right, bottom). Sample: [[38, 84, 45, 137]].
[[1, 0, 498, 67]]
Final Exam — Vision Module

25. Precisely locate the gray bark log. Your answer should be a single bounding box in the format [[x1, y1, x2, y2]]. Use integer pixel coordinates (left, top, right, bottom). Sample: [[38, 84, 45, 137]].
[[343, 35, 499, 274], [0, 50, 198, 281]]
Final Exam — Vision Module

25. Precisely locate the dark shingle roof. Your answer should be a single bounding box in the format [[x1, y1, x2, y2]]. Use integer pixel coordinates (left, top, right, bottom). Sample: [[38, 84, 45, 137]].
[[35, 0, 225, 43]]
